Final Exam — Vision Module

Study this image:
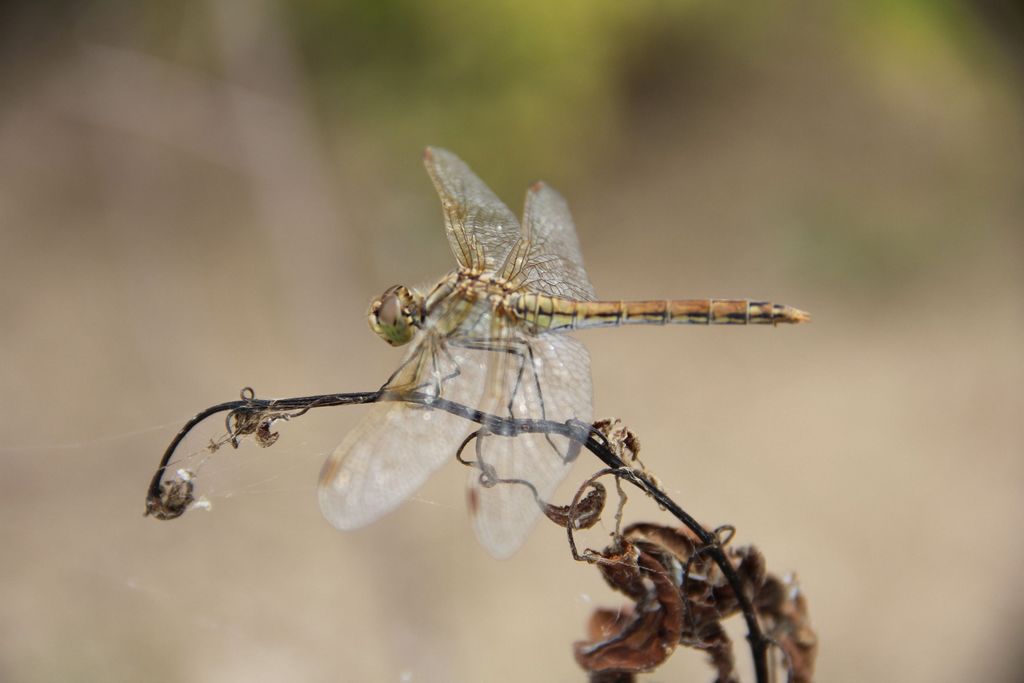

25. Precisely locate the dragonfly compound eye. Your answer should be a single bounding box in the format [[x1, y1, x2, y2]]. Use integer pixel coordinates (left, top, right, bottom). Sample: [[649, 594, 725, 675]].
[[368, 285, 419, 346]]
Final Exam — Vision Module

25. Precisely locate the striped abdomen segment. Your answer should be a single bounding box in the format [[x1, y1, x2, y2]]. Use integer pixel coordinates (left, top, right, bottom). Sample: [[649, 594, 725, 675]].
[[512, 294, 810, 332]]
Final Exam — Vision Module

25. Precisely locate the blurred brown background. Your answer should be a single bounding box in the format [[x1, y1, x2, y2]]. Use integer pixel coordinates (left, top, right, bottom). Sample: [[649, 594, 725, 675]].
[[2, 1, 1022, 681]]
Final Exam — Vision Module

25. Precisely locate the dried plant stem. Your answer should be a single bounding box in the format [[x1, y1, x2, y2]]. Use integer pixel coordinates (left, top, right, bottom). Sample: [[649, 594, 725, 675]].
[[146, 388, 770, 683]]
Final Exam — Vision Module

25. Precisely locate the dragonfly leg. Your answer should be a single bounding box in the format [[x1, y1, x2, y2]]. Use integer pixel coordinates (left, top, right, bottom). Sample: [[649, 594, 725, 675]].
[[377, 344, 424, 394], [519, 341, 581, 464], [447, 336, 532, 419], [377, 337, 458, 400], [447, 335, 579, 463], [433, 341, 464, 393], [501, 339, 531, 419], [424, 343, 446, 398]]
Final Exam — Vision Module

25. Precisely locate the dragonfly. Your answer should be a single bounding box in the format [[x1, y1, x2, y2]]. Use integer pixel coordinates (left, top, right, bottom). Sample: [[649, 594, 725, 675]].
[[317, 147, 808, 558]]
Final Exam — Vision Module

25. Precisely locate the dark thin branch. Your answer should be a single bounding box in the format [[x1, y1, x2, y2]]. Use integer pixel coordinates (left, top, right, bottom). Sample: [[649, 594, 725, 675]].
[[145, 389, 769, 683]]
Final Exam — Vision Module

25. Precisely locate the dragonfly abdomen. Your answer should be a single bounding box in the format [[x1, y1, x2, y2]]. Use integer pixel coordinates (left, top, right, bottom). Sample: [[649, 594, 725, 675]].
[[512, 294, 809, 331]]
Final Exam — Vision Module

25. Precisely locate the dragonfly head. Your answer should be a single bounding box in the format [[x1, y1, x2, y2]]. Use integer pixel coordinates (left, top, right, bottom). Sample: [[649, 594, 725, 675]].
[[368, 285, 422, 346]]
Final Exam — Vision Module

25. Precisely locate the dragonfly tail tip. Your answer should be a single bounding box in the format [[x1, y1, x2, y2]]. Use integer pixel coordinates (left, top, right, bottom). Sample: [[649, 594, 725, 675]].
[[776, 305, 811, 324]]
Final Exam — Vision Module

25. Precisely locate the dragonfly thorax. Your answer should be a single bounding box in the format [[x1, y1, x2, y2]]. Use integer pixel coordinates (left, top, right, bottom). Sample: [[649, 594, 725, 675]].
[[368, 285, 424, 346], [413, 269, 524, 339]]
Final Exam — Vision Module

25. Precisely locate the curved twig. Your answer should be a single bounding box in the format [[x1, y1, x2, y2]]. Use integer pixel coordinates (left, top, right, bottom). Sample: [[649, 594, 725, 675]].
[[145, 389, 770, 683]]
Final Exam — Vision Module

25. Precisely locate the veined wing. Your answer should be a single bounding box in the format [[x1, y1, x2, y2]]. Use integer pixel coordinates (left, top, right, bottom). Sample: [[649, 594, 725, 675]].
[[318, 297, 526, 536], [317, 389, 471, 530], [318, 329, 490, 531], [319, 300, 594, 559], [424, 147, 522, 273], [517, 181, 597, 302], [468, 332, 593, 558]]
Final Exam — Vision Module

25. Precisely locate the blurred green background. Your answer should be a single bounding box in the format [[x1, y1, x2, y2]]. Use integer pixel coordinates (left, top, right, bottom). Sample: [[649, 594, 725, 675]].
[[2, 1, 1022, 681]]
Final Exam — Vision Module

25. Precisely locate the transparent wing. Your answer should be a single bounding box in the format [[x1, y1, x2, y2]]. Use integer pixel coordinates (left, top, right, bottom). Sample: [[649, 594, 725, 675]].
[[317, 395, 471, 530], [423, 147, 522, 273], [318, 330, 491, 530], [518, 181, 597, 301], [468, 333, 593, 558], [319, 296, 594, 559]]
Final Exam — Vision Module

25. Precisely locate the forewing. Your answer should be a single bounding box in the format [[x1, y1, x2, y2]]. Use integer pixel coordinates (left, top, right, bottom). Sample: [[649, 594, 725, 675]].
[[519, 182, 597, 301], [318, 399, 470, 530], [469, 333, 593, 558], [319, 293, 595, 559], [423, 147, 522, 272], [318, 333, 490, 530]]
